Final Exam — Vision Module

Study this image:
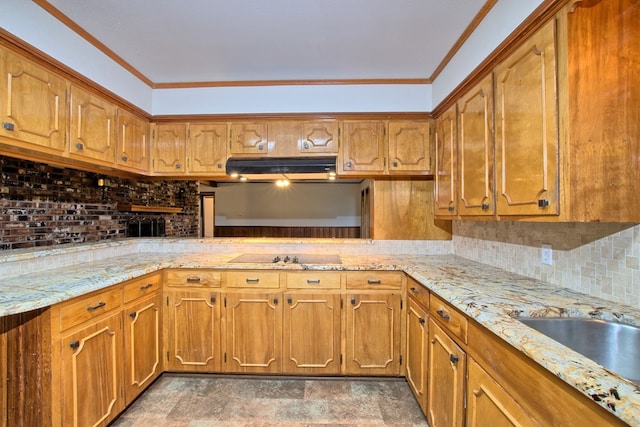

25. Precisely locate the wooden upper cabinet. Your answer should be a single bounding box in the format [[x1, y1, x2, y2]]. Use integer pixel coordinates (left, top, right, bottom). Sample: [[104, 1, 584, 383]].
[[457, 74, 494, 216], [0, 48, 68, 154], [494, 20, 558, 217], [152, 123, 186, 174], [69, 85, 117, 166], [116, 109, 149, 174], [388, 121, 430, 174], [338, 120, 386, 175], [229, 122, 268, 155], [266, 120, 301, 157], [188, 123, 228, 175], [434, 106, 458, 218], [562, 0, 640, 222], [300, 120, 338, 154]]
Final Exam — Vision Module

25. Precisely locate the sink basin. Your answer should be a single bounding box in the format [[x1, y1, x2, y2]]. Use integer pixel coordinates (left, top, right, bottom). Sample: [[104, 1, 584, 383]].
[[228, 253, 341, 264], [518, 317, 640, 384]]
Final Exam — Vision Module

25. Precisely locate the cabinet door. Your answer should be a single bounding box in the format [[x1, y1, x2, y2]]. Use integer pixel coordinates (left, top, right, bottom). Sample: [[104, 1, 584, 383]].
[[458, 74, 494, 216], [59, 311, 123, 427], [152, 123, 186, 174], [116, 109, 150, 174], [283, 293, 341, 375], [225, 292, 282, 373], [388, 121, 431, 174], [166, 290, 220, 372], [69, 85, 117, 165], [229, 122, 268, 155], [188, 123, 228, 175], [267, 120, 300, 157], [339, 121, 386, 174], [406, 298, 429, 414], [0, 49, 67, 154], [428, 319, 465, 427], [301, 120, 338, 154], [344, 292, 402, 375], [467, 358, 540, 427], [434, 106, 457, 217], [495, 20, 558, 216], [123, 294, 161, 404]]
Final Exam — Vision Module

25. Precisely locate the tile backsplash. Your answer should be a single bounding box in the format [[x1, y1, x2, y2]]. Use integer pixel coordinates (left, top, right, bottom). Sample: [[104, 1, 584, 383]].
[[453, 221, 640, 308]]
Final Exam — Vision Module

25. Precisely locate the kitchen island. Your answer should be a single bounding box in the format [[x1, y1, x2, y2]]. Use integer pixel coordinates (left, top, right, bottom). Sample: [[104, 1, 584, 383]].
[[1, 238, 639, 426]]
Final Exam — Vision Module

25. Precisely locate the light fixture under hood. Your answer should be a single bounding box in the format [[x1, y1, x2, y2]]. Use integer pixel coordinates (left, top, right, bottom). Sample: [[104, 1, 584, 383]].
[[226, 157, 337, 181]]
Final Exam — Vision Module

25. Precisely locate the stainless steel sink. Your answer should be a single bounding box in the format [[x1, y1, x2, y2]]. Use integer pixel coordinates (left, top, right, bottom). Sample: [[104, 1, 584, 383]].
[[228, 253, 341, 264], [518, 317, 640, 384]]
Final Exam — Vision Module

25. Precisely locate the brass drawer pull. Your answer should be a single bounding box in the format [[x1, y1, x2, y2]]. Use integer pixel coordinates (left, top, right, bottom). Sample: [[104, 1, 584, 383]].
[[410, 287, 420, 294], [307, 279, 321, 284], [450, 354, 459, 364], [246, 278, 260, 283], [140, 283, 153, 290], [186, 277, 202, 283], [367, 279, 382, 285], [86, 301, 106, 312], [436, 308, 450, 320]]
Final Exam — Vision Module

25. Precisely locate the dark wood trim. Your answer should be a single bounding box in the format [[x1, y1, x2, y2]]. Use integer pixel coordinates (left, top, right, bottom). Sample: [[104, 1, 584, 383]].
[[153, 78, 430, 89], [429, 0, 498, 82], [432, 0, 570, 117], [214, 226, 360, 239]]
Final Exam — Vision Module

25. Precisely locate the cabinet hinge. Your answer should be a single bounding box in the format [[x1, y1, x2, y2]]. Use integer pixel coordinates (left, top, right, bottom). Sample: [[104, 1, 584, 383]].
[[152, 130, 155, 139], [167, 351, 170, 361], [224, 352, 227, 363], [340, 354, 343, 365], [224, 297, 227, 307], [400, 354, 403, 365], [166, 296, 169, 306], [400, 299, 403, 310], [340, 298, 343, 309]]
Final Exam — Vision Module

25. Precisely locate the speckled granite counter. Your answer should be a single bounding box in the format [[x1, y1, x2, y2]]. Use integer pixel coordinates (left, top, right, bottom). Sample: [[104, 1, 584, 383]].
[[1, 243, 639, 425]]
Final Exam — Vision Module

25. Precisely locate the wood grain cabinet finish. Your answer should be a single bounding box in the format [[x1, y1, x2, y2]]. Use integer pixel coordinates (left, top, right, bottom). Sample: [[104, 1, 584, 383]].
[[0, 48, 68, 155], [466, 358, 540, 427], [152, 123, 187, 174], [427, 318, 466, 427], [224, 292, 283, 373], [165, 290, 220, 372], [188, 123, 228, 175], [387, 121, 431, 174], [494, 20, 558, 217], [433, 105, 458, 218], [457, 74, 494, 216], [229, 122, 268, 155], [58, 310, 124, 427], [344, 292, 402, 375], [116, 109, 150, 174], [300, 120, 338, 154], [406, 296, 429, 414], [338, 120, 387, 175], [283, 292, 341, 375], [69, 85, 117, 166], [123, 293, 161, 404]]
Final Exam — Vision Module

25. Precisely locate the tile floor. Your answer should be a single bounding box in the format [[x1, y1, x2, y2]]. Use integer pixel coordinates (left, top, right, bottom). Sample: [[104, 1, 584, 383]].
[[111, 374, 430, 426]]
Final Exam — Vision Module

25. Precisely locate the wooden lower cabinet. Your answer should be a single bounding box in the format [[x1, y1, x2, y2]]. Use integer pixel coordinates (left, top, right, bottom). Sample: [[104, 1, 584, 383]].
[[406, 297, 429, 413], [344, 292, 402, 375], [224, 292, 283, 373], [123, 293, 162, 403], [466, 358, 539, 427], [165, 290, 221, 372], [283, 292, 341, 375], [427, 318, 466, 427], [58, 310, 123, 427]]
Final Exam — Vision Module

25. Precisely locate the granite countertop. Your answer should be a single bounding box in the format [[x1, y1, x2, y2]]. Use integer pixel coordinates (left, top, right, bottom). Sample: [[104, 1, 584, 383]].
[[1, 250, 639, 425]]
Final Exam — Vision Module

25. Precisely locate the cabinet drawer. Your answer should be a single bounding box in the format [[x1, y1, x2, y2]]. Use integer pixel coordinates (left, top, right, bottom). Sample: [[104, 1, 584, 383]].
[[345, 271, 403, 290], [429, 293, 468, 343], [407, 279, 429, 309], [226, 271, 281, 288], [123, 273, 161, 303], [285, 272, 341, 289], [165, 269, 222, 287], [58, 287, 122, 332]]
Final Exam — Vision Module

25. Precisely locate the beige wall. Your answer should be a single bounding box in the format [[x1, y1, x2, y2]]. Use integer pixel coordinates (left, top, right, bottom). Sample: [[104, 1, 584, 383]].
[[453, 222, 640, 308]]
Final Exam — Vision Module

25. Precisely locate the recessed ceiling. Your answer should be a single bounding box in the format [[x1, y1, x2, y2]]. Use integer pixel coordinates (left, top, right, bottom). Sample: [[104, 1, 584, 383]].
[[36, 0, 492, 86]]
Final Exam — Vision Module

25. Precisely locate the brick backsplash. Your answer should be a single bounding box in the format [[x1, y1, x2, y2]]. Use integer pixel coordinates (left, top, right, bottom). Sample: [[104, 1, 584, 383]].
[[0, 156, 199, 249], [453, 221, 640, 308]]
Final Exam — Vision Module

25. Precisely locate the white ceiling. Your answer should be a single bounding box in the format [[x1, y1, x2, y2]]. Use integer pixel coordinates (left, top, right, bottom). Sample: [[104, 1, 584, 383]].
[[39, 0, 489, 85]]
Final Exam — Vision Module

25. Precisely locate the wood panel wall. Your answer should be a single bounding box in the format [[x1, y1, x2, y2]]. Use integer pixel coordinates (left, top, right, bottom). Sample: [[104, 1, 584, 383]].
[[214, 226, 360, 239]]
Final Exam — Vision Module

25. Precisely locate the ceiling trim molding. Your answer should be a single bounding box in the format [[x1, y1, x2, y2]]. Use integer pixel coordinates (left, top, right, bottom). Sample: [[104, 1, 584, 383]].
[[152, 112, 431, 123], [33, 0, 154, 87], [429, 0, 498, 82], [152, 78, 431, 89]]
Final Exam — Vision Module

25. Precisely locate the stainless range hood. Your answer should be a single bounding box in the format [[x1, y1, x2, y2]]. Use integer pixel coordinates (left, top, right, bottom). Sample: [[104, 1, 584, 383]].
[[225, 157, 337, 180]]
